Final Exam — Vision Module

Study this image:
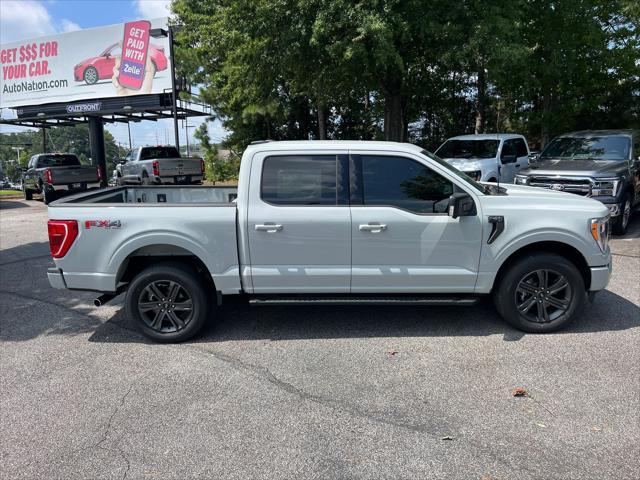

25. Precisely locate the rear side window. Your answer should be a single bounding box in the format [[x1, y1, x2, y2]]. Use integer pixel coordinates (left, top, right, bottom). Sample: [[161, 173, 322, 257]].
[[359, 155, 453, 214], [514, 138, 528, 157], [261, 155, 337, 205]]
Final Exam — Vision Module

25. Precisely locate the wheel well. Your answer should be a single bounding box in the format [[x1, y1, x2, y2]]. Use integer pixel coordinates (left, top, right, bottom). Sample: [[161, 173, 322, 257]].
[[494, 241, 591, 291], [487, 177, 497, 182], [117, 245, 215, 290]]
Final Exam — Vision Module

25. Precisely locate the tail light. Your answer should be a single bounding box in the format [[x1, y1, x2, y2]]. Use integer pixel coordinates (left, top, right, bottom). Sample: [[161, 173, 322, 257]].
[[48, 220, 79, 258], [200, 158, 205, 174], [152, 160, 159, 176], [96, 165, 103, 182], [44, 168, 53, 183]]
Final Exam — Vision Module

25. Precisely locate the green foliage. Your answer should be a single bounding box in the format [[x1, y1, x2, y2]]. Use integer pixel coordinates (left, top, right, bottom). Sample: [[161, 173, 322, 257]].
[[173, 0, 639, 151]]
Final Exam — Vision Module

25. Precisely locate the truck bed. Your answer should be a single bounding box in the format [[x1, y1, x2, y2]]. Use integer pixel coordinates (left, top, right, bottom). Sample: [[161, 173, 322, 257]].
[[47, 185, 241, 295], [53, 185, 238, 205]]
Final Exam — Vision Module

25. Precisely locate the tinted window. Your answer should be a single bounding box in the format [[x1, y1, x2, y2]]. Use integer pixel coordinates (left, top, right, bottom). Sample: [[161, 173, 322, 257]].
[[501, 140, 516, 158], [540, 135, 631, 161], [633, 135, 640, 159], [37, 154, 80, 167], [139, 147, 180, 160], [514, 138, 528, 157], [361, 155, 453, 214], [435, 139, 499, 159], [262, 155, 337, 205]]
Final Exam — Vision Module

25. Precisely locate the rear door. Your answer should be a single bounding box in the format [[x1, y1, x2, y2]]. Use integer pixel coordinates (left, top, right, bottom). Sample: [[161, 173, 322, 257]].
[[247, 150, 351, 293], [349, 151, 482, 293]]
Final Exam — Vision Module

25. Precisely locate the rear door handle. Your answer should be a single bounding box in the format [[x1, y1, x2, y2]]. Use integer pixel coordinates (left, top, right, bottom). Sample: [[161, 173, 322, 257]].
[[359, 223, 387, 233], [515, 164, 521, 167], [255, 223, 283, 233]]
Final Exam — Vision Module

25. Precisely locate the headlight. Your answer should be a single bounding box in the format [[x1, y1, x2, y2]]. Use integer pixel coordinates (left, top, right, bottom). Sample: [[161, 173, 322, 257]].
[[465, 170, 482, 181], [590, 217, 610, 252], [514, 174, 528, 185], [591, 178, 620, 197]]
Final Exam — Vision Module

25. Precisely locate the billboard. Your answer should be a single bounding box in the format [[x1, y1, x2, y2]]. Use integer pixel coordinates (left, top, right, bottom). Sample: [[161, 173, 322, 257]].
[[0, 18, 172, 109]]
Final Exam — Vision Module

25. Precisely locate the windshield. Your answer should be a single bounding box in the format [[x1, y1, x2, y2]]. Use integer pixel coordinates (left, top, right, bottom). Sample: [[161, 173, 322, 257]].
[[540, 135, 630, 161], [139, 147, 180, 160], [37, 154, 80, 167], [435, 139, 499, 159], [420, 150, 487, 194]]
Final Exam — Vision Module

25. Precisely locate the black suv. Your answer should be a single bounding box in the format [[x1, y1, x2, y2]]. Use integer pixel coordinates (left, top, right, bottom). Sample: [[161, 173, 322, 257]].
[[515, 130, 640, 234]]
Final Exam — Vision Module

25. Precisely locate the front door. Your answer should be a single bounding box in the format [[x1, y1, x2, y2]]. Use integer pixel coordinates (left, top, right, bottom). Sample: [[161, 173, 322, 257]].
[[349, 152, 483, 293], [499, 139, 518, 183], [247, 151, 351, 293]]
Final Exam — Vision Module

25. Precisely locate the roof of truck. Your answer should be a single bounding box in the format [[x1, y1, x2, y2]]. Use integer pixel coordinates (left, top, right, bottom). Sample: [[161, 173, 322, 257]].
[[245, 140, 425, 152], [446, 133, 525, 141], [556, 129, 636, 137]]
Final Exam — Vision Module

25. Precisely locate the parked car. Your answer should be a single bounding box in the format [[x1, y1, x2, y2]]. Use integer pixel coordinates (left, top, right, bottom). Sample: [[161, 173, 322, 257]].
[[73, 43, 168, 85], [435, 134, 530, 183], [116, 146, 205, 185], [515, 130, 640, 235], [22, 153, 101, 205], [47, 141, 612, 342]]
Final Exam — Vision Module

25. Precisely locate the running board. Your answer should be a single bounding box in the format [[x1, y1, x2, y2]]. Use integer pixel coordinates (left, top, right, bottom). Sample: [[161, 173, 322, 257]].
[[248, 295, 480, 306]]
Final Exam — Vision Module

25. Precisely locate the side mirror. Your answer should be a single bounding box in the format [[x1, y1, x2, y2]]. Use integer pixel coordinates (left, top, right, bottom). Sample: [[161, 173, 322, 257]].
[[528, 152, 539, 163], [448, 192, 476, 219], [501, 153, 517, 164]]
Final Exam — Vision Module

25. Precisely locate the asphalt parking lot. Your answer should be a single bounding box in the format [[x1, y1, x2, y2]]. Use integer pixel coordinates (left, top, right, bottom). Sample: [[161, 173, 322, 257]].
[[0, 198, 638, 480]]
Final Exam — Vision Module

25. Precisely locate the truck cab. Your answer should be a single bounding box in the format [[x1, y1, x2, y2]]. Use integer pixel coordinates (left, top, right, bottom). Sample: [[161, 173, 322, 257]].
[[435, 134, 530, 184]]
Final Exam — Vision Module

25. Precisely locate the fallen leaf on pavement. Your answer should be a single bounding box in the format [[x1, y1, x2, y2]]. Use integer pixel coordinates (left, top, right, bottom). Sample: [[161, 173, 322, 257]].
[[511, 386, 528, 397], [536, 422, 547, 428], [592, 426, 602, 432], [387, 349, 398, 356], [441, 435, 454, 441]]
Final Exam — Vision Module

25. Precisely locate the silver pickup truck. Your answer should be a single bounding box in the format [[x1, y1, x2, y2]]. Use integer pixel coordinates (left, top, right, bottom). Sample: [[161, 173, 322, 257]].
[[47, 141, 612, 342], [116, 146, 205, 185]]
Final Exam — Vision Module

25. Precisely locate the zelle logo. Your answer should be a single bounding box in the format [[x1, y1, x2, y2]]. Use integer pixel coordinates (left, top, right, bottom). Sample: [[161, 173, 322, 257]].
[[85, 220, 121, 229]]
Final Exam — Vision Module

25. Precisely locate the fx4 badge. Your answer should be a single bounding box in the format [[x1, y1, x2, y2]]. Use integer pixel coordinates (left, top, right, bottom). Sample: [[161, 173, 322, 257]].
[[85, 220, 122, 229]]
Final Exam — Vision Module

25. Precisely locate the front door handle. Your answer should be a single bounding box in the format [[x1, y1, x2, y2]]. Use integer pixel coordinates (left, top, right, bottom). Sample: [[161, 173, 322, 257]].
[[255, 223, 283, 233], [359, 223, 387, 233], [515, 163, 521, 167]]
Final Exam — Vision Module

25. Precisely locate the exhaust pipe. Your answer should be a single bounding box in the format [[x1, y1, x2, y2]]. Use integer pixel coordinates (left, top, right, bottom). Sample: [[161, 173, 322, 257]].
[[94, 293, 116, 307]]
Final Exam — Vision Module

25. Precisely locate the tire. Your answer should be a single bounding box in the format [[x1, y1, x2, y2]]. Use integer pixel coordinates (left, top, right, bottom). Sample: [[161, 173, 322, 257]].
[[125, 262, 212, 342], [493, 253, 586, 333], [42, 184, 55, 205], [83, 66, 98, 85], [611, 194, 632, 235], [116, 175, 124, 186], [141, 172, 150, 185], [24, 187, 33, 200]]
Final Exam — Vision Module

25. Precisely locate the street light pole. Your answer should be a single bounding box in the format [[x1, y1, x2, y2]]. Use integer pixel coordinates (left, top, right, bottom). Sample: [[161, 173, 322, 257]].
[[168, 26, 180, 151]]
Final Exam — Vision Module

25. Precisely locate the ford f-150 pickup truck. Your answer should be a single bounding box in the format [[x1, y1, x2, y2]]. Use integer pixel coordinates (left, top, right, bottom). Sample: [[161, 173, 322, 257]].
[[47, 141, 612, 342], [116, 146, 205, 186], [22, 153, 102, 204]]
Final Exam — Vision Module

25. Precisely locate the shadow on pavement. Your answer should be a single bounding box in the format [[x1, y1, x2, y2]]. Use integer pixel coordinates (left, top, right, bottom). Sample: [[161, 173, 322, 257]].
[[0, 199, 30, 210], [85, 289, 640, 345]]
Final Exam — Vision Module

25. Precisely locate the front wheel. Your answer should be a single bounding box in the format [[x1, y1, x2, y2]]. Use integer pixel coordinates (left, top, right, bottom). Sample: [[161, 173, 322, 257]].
[[493, 253, 586, 333], [611, 194, 632, 235], [125, 262, 212, 342]]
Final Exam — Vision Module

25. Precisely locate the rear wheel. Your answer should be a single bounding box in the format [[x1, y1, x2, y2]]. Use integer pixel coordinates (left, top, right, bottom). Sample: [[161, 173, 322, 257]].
[[611, 194, 632, 235], [125, 262, 212, 342], [23, 186, 33, 200], [141, 172, 151, 185], [42, 184, 55, 205], [83, 66, 98, 85], [116, 174, 124, 186], [493, 253, 586, 333]]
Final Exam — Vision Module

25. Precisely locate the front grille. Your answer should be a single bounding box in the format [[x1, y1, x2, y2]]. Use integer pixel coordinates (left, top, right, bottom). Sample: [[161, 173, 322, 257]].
[[528, 176, 592, 196]]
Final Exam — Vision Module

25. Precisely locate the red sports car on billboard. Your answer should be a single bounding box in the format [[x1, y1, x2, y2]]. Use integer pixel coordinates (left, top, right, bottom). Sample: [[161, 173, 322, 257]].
[[73, 43, 168, 85]]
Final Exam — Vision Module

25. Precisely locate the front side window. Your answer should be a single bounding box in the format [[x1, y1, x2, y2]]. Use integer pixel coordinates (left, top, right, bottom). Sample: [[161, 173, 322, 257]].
[[515, 138, 528, 157], [360, 155, 453, 214], [262, 155, 337, 205], [435, 139, 499, 160], [501, 140, 516, 160], [541, 135, 631, 161]]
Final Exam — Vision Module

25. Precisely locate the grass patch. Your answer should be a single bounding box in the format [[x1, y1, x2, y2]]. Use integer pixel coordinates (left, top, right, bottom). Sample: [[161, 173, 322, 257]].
[[0, 190, 22, 197]]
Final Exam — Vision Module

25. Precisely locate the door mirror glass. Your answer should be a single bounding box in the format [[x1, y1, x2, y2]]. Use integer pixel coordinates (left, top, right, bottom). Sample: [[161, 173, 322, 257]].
[[448, 192, 476, 219]]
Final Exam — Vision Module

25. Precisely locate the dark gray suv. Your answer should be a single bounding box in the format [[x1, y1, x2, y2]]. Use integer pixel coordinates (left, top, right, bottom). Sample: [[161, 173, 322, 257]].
[[515, 130, 639, 234]]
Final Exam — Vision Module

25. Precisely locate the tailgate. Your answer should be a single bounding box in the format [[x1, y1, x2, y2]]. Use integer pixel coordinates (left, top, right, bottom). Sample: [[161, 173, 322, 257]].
[[157, 158, 202, 176], [51, 166, 98, 184]]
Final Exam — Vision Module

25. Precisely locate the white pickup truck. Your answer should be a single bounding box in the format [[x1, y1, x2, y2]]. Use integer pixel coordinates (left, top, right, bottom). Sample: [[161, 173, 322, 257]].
[[116, 146, 205, 185], [47, 141, 612, 342]]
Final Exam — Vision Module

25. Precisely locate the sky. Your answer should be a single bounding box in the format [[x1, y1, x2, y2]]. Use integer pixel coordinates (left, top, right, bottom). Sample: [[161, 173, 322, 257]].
[[0, 0, 227, 149]]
